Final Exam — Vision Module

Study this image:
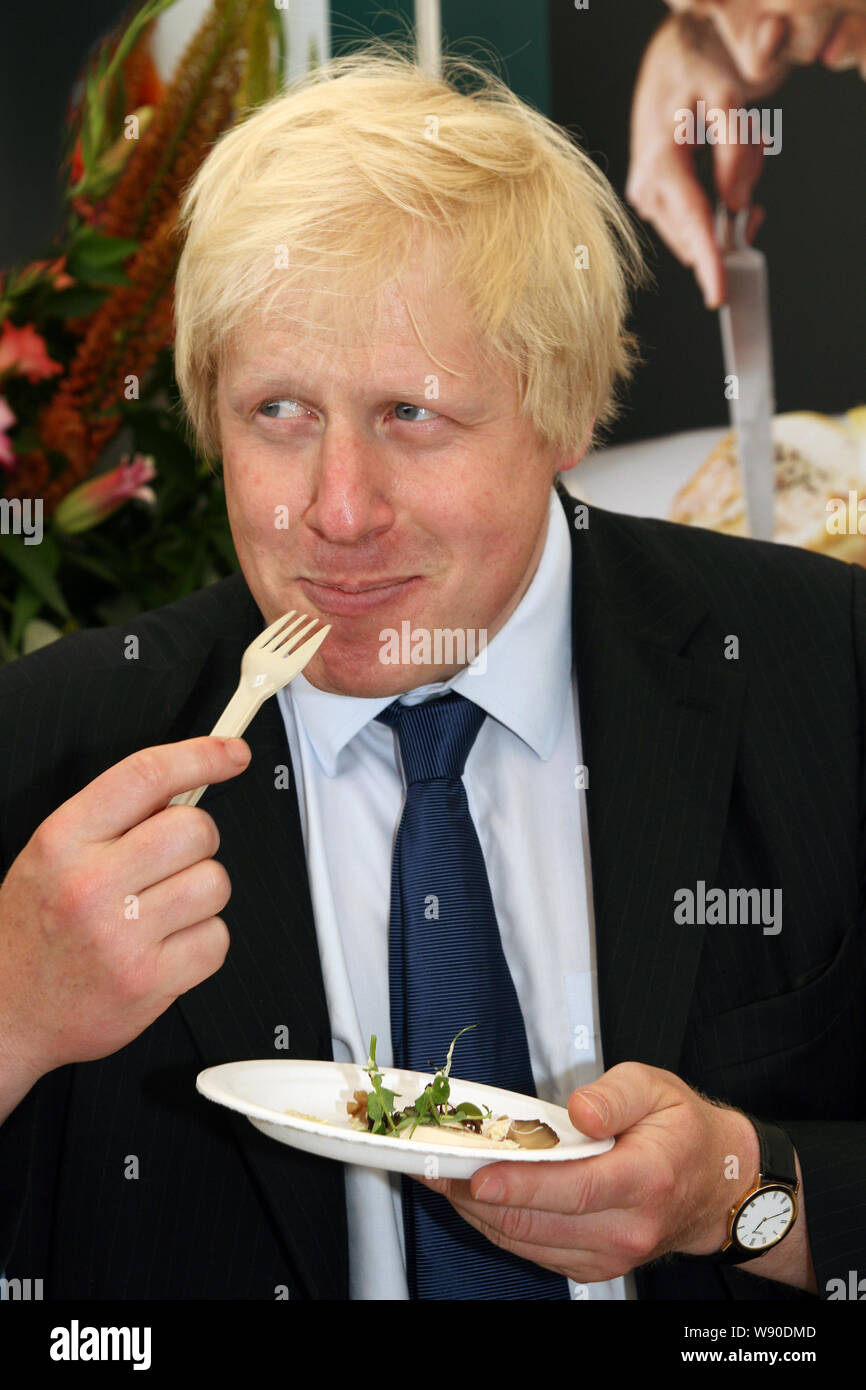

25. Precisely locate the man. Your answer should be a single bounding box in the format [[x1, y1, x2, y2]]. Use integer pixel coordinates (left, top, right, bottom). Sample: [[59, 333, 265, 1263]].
[[627, 0, 866, 307], [0, 43, 863, 1301]]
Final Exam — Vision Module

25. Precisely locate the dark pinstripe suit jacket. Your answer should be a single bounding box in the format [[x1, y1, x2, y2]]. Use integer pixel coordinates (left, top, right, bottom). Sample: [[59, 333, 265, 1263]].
[[1, 480, 864, 1300]]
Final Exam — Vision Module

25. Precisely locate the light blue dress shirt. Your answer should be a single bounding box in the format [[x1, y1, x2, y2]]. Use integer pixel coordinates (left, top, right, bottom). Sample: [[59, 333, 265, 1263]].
[[275, 486, 636, 1301]]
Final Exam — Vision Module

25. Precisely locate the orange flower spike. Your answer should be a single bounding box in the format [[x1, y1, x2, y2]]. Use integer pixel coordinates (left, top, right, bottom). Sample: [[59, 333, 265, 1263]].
[[69, 138, 85, 188], [99, 0, 255, 243], [37, 213, 178, 491], [124, 42, 165, 110]]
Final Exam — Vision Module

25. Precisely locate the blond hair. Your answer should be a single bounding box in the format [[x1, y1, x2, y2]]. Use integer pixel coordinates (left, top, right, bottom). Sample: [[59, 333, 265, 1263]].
[[173, 38, 645, 468]]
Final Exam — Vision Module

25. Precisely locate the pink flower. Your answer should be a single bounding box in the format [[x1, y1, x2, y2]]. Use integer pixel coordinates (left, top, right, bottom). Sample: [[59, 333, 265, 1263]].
[[53, 454, 157, 534], [0, 396, 16, 471], [0, 319, 64, 384]]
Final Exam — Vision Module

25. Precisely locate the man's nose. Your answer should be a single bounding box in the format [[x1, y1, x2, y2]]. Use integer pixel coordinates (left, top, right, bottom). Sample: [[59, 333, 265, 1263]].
[[717, 9, 791, 83], [306, 428, 393, 542]]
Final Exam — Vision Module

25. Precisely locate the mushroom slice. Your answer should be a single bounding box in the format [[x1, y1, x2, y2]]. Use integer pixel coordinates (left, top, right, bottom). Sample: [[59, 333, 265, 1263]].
[[506, 1119, 559, 1149]]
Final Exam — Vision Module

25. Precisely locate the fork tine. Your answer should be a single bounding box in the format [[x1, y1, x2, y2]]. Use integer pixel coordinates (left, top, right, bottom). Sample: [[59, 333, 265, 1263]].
[[256, 609, 299, 646], [284, 622, 331, 663], [273, 616, 322, 653], [261, 611, 312, 649]]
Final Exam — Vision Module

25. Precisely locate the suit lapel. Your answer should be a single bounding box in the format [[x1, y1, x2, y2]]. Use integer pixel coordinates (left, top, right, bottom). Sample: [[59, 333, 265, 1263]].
[[557, 482, 745, 1072], [166, 579, 348, 1298]]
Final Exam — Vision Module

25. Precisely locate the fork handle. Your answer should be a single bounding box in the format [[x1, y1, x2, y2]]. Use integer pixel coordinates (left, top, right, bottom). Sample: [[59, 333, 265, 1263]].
[[168, 686, 261, 808]]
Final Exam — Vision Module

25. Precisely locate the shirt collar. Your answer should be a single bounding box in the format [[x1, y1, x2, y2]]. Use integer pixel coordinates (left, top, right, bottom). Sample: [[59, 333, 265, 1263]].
[[279, 487, 573, 775]]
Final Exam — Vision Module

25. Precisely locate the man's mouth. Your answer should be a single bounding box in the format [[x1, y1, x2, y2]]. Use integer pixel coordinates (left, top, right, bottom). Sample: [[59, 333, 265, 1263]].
[[299, 575, 421, 615], [306, 577, 413, 591]]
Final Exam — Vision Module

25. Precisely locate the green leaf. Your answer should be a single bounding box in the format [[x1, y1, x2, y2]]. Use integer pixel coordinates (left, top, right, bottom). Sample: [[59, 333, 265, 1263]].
[[430, 1074, 450, 1106], [68, 230, 140, 269], [49, 286, 110, 319], [0, 531, 70, 620], [68, 264, 132, 288], [8, 580, 43, 652], [101, 0, 179, 90], [78, 110, 95, 175], [412, 1086, 436, 1124]]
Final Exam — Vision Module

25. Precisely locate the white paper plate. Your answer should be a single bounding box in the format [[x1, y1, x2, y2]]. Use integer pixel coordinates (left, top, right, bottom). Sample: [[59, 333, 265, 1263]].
[[196, 1059, 614, 1179]]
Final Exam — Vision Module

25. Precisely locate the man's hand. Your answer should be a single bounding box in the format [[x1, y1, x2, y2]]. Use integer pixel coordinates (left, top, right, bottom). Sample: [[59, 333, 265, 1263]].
[[0, 736, 251, 1118], [626, 16, 779, 308], [416, 1061, 815, 1291]]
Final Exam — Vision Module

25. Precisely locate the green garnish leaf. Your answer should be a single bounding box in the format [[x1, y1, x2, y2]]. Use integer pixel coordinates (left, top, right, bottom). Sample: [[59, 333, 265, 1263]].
[[363, 1035, 398, 1132], [441, 1024, 477, 1079], [430, 1074, 450, 1105], [359, 1026, 481, 1138]]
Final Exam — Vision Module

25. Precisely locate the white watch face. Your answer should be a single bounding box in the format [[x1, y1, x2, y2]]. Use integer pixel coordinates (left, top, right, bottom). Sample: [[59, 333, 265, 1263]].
[[734, 1186, 796, 1251]]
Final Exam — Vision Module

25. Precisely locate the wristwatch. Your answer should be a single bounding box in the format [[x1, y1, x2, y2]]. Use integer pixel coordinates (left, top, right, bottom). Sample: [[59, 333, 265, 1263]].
[[686, 1115, 799, 1265]]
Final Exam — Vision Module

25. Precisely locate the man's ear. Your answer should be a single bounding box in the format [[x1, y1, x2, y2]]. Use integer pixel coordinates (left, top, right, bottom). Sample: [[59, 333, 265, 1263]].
[[554, 416, 595, 474]]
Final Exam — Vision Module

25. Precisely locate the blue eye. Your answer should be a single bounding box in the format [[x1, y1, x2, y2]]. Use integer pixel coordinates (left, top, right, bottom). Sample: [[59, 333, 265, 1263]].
[[259, 400, 302, 418], [394, 403, 439, 422]]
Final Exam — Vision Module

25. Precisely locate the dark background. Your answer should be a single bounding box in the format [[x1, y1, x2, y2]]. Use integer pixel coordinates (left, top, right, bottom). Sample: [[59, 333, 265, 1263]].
[[1, 0, 863, 445]]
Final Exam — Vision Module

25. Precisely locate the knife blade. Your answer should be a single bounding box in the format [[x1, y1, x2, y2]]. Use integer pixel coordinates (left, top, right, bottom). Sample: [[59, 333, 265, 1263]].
[[717, 205, 776, 541]]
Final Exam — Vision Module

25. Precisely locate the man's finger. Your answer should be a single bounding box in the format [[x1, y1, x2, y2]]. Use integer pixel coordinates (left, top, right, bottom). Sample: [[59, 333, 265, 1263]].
[[822, 14, 866, 72], [458, 1135, 641, 1214], [713, 137, 764, 211], [50, 736, 251, 846], [104, 803, 221, 899], [428, 1186, 652, 1276], [650, 164, 725, 308]]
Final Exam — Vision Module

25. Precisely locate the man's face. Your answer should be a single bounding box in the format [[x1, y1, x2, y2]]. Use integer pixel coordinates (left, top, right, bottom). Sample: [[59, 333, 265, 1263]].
[[216, 268, 577, 697], [667, 0, 866, 82]]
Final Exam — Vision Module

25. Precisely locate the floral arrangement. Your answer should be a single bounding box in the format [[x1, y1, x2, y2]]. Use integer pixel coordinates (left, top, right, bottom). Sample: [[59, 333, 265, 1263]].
[[0, 0, 308, 661]]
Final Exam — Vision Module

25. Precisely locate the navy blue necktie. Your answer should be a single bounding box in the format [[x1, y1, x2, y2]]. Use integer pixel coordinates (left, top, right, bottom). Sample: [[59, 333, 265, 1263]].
[[377, 691, 570, 1300]]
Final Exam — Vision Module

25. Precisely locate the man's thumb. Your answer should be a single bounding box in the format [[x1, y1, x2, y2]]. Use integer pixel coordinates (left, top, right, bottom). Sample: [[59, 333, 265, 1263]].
[[569, 1086, 613, 1136]]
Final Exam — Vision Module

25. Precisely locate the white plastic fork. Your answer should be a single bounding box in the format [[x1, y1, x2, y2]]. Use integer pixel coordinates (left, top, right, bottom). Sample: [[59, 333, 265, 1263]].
[[169, 609, 331, 808]]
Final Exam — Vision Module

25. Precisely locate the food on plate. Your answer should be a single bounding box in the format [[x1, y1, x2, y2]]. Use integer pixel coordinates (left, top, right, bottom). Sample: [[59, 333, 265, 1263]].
[[283, 1108, 337, 1126], [345, 1027, 560, 1149], [669, 408, 866, 562]]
